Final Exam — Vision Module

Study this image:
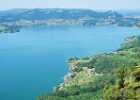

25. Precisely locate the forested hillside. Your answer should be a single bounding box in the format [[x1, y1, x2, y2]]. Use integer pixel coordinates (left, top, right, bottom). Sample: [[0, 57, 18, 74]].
[[38, 36, 140, 100]]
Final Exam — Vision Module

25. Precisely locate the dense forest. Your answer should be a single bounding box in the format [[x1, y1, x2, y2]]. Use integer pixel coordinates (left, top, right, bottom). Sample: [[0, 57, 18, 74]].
[[37, 35, 140, 100]]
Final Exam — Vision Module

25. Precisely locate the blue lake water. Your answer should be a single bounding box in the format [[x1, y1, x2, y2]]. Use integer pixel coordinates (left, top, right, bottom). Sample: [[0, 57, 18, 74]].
[[0, 26, 140, 100]]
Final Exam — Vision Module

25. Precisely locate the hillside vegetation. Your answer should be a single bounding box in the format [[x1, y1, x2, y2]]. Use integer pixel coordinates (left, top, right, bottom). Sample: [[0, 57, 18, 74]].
[[0, 24, 19, 33], [38, 35, 140, 100]]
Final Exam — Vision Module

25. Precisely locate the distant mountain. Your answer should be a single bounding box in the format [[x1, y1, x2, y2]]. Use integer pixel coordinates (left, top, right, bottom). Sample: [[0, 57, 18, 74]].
[[118, 10, 140, 17], [0, 9, 140, 33], [0, 9, 123, 22]]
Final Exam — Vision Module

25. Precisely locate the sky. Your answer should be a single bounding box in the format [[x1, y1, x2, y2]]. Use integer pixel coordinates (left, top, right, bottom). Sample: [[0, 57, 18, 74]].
[[0, 0, 140, 10]]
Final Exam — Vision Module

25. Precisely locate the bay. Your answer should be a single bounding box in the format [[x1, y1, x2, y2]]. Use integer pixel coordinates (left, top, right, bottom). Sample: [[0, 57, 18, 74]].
[[0, 26, 140, 100]]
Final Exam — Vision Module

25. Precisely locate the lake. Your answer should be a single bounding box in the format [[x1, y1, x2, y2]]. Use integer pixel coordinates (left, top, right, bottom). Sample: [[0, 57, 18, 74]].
[[0, 26, 140, 100]]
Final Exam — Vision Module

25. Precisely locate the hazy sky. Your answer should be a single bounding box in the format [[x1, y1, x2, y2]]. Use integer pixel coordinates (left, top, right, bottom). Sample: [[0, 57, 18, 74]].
[[0, 0, 140, 10]]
